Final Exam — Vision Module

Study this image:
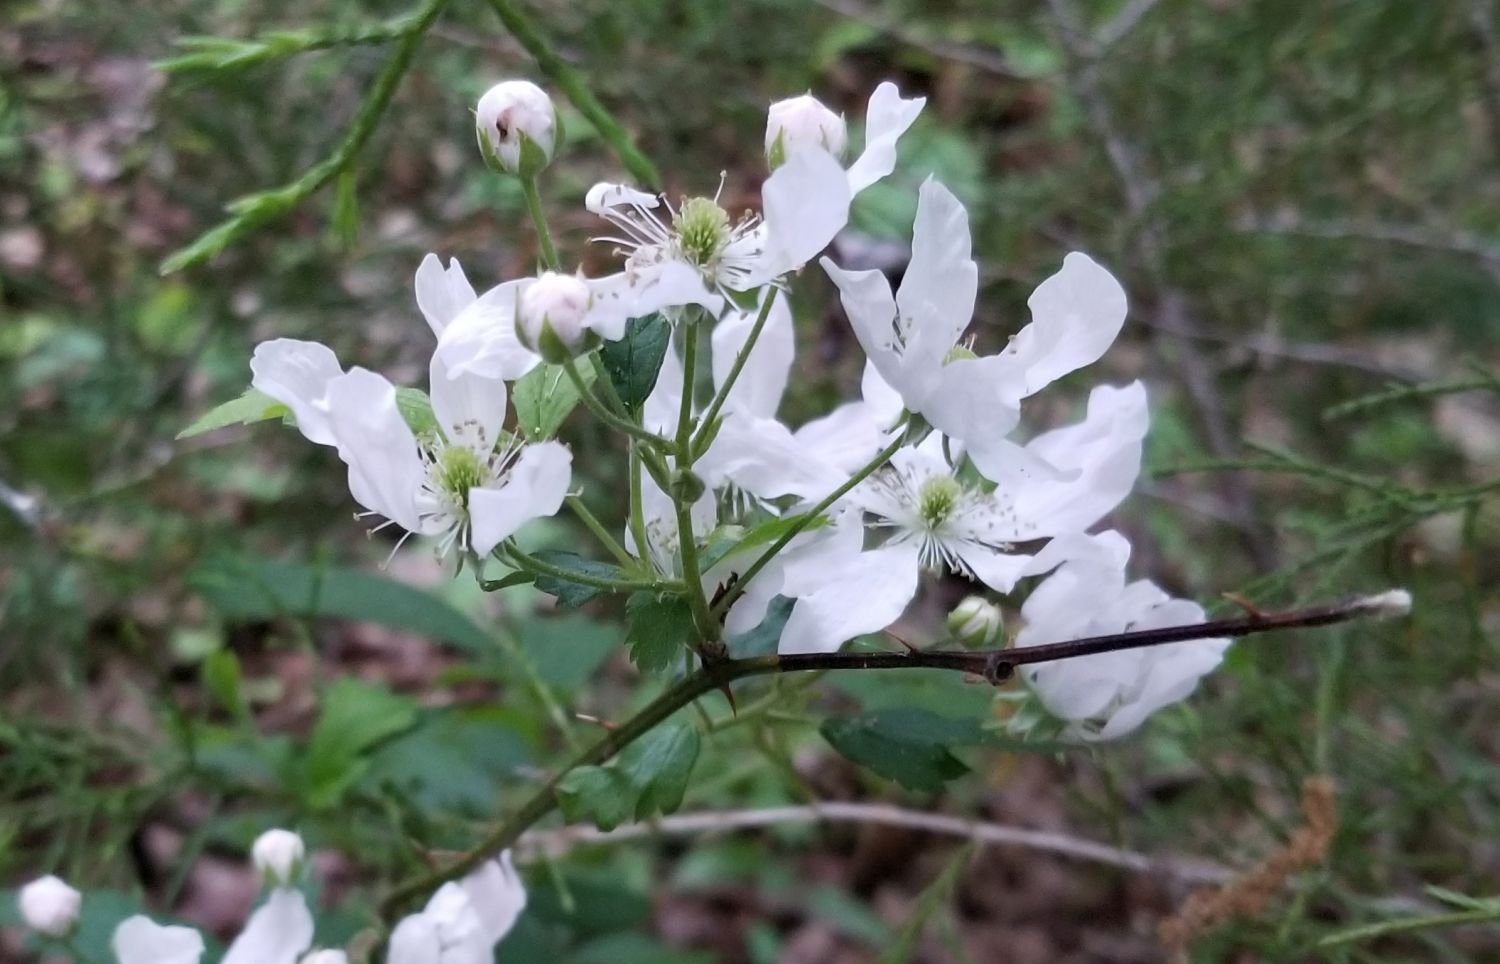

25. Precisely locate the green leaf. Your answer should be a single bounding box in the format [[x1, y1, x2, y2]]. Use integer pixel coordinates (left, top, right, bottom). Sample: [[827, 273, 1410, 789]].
[[618, 719, 700, 818], [820, 709, 974, 793], [530, 550, 627, 609], [189, 555, 493, 653], [364, 706, 532, 813], [331, 166, 359, 249], [624, 592, 695, 674], [726, 595, 794, 658], [177, 388, 288, 439], [395, 386, 438, 437], [557, 765, 635, 831], [302, 678, 418, 809], [599, 313, 670, 411], [201, 648, 249, 722], [517, 614, 621, 691], [514, 363, 591, 439]]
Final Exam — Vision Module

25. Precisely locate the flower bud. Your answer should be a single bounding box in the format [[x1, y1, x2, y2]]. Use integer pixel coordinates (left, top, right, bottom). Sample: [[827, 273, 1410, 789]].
[[947, 596, 1003, 648], [476, 81, 559, 177], [300, 952, 349, 964], [18, 875, 82, 936], [765, 94, 846, 168], [517, 272, 593, 363], [251, 828, 306, 888]]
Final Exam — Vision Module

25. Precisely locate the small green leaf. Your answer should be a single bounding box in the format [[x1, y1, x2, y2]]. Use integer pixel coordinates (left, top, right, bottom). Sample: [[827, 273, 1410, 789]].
[[395, 386, 438, 437], [557, 765, 635, 831], [820, 709, 974, 793], [530, 550, 627, 608], [599, 313, 670, 411], [201, 648, 249, 722], [302, 678, 418, 809], [624, 592, 695, 674], [618, 719, 700, 818], [514, 363, 592, 439], [177, 388, 289, 439]]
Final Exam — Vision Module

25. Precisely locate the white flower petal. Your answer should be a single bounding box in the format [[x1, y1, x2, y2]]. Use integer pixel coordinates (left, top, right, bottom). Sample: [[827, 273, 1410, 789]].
[[779, 542, 920, 654], [750, 149, 851, 284], [222, 888, 315, 964], [468, 442, 573, 555], [326, 368, 431, 534], [711, 292, 793, 419], [112, 917, 205, 964], [436, 280, 539, 381], [846, 81, 926, 194], [387, 915, 441, 964], [819, 256, 903, 387], [250, 339, 344, 447], [1004, 252, 1128, 397], [912, 354, 1023, 447], [585, 182, 660, 215], [896, 180, 977, 370], [428, 353, 508, 452], [414, 254, 477, 337], [586, 263, 724, 340], [459, 852, 527, 947]]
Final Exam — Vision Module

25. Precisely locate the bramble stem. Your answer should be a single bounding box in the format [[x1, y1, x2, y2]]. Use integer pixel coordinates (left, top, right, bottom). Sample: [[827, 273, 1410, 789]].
[[672, 330, 719, 640], [504, 543, 678, 594], [377, 590, 1408, 920], [521, 175, 560, 271], [691, 288, 778, 457], [564, 494, 635, 570], [561, 358, 671, 450]]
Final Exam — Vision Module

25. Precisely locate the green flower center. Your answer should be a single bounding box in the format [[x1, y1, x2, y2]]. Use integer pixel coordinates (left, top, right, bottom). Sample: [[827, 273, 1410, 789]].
[[436, 446, 486, 509], [917, 476, 963, 530], [673, 197, 730, 267], [944, 344, 978, 364]]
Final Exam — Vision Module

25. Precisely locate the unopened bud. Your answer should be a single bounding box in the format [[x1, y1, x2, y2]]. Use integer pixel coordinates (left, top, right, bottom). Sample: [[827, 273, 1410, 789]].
[[518, 272, 593, 363], [476, 81, 559, 177], [671, 468, 706, 504], [19, 875, 82, 937], [947, 596, 1003, 647], [766, 94, 846, 168], [251, 829, 306, 887]]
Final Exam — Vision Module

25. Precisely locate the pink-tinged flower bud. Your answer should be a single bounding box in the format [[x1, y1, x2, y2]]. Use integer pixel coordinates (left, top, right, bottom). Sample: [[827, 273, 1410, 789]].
[[251, 828, 306, 887], [476, 81, 559, 177], [766, 94, 846, 168], [19, 875, 82, 936], [947, 595, 1003, 647], [518, 272, 593, 363]]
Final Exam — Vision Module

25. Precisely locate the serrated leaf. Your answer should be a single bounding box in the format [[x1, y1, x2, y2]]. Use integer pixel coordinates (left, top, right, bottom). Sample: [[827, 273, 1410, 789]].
[[599, 313, 670, 411], [514, 363, 591, 439], [189, 555, 493, 653], [820, 709, 974, 793], [177, 388, 288, 439], [557, 765, 635, 831], [624, 592, 695, 674], [530, 550, 627, 608], [302, 678, 417, 809], [618, 720, 700, 818]]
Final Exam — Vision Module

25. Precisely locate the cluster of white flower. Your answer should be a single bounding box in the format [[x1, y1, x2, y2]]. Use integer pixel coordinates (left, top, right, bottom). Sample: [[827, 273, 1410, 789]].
[[246, 78, 1230, 748], [16, 830, 526, 964]]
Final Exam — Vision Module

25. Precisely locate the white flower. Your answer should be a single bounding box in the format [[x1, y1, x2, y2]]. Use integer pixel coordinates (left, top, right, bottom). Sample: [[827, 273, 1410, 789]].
[[1016, 531, 1231, 741], [389, 853, 527, 964], [516, 271, 593, 361], [766, 93, 847, 166], [113, 917, 205, 964], [948, 595, 1003, 647], [250, 828, 305, 887], [300, 952, 349, 964], [820, 179, 1128, 456], [475, 80, 558, 176], [587, 82, 923, 297], [18, 875, 81, 936]]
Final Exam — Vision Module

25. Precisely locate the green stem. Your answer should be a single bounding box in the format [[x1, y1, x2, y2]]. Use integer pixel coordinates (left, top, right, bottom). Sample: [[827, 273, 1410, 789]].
[[588, 352, 630, 416], [691, 288, 777, 457], [521, 175, 560, 271], [565, 494, 635, 569], [628, 443, 653, 571], [505, 543, 678, 594], [1316, 905, 1500, 948], [483, 0, 660, 187], [159, 14, 424, 74], [672, 331, 718, 640], [560, 359, 671, 450], [377, 591, 1402, 921], [161, 0, 449, 272], [714, 434, 904, 619]]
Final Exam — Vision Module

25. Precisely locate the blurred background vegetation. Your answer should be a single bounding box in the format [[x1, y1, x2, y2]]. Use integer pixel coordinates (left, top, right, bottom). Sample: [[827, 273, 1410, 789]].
[[2, 0, 1499, 960]]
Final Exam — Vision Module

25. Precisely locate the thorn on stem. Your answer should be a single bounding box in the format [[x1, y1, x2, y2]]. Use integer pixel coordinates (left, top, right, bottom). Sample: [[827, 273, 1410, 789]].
[[575, 714, 618, 732], [1221, 592, 1269, 620]]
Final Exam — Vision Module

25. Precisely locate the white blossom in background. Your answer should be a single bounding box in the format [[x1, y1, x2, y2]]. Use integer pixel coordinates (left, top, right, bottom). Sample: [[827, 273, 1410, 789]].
[[113, 917, 206, 964], [1016, 531, 1232, 740], [111, 889, 314, 964], [766, 93, 847, 166], [250, 259, 572, 559], [300, 952, 349, 964], [474, 80, 558, 176], [587, 82, 924, 298], [18, 875, 81, 936], [389, 852, 527, 964], [820, 178, 1129, 471], [251, 828, 305, 887]]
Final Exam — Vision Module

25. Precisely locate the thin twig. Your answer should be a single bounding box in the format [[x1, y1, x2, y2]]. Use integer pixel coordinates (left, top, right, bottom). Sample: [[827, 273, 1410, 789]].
[[1234, 213, 1500, 269], [517, 801, 1234, 885]]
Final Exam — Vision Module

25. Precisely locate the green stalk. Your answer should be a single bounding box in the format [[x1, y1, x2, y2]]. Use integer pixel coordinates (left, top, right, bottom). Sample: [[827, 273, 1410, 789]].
[[505, 544, 678, 594], [565, 494, 636, 569], [560, 359, 671, 450], [672, 331, 718, 640], [691, 288, 777, 457], [521, 175, 560, 271]]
